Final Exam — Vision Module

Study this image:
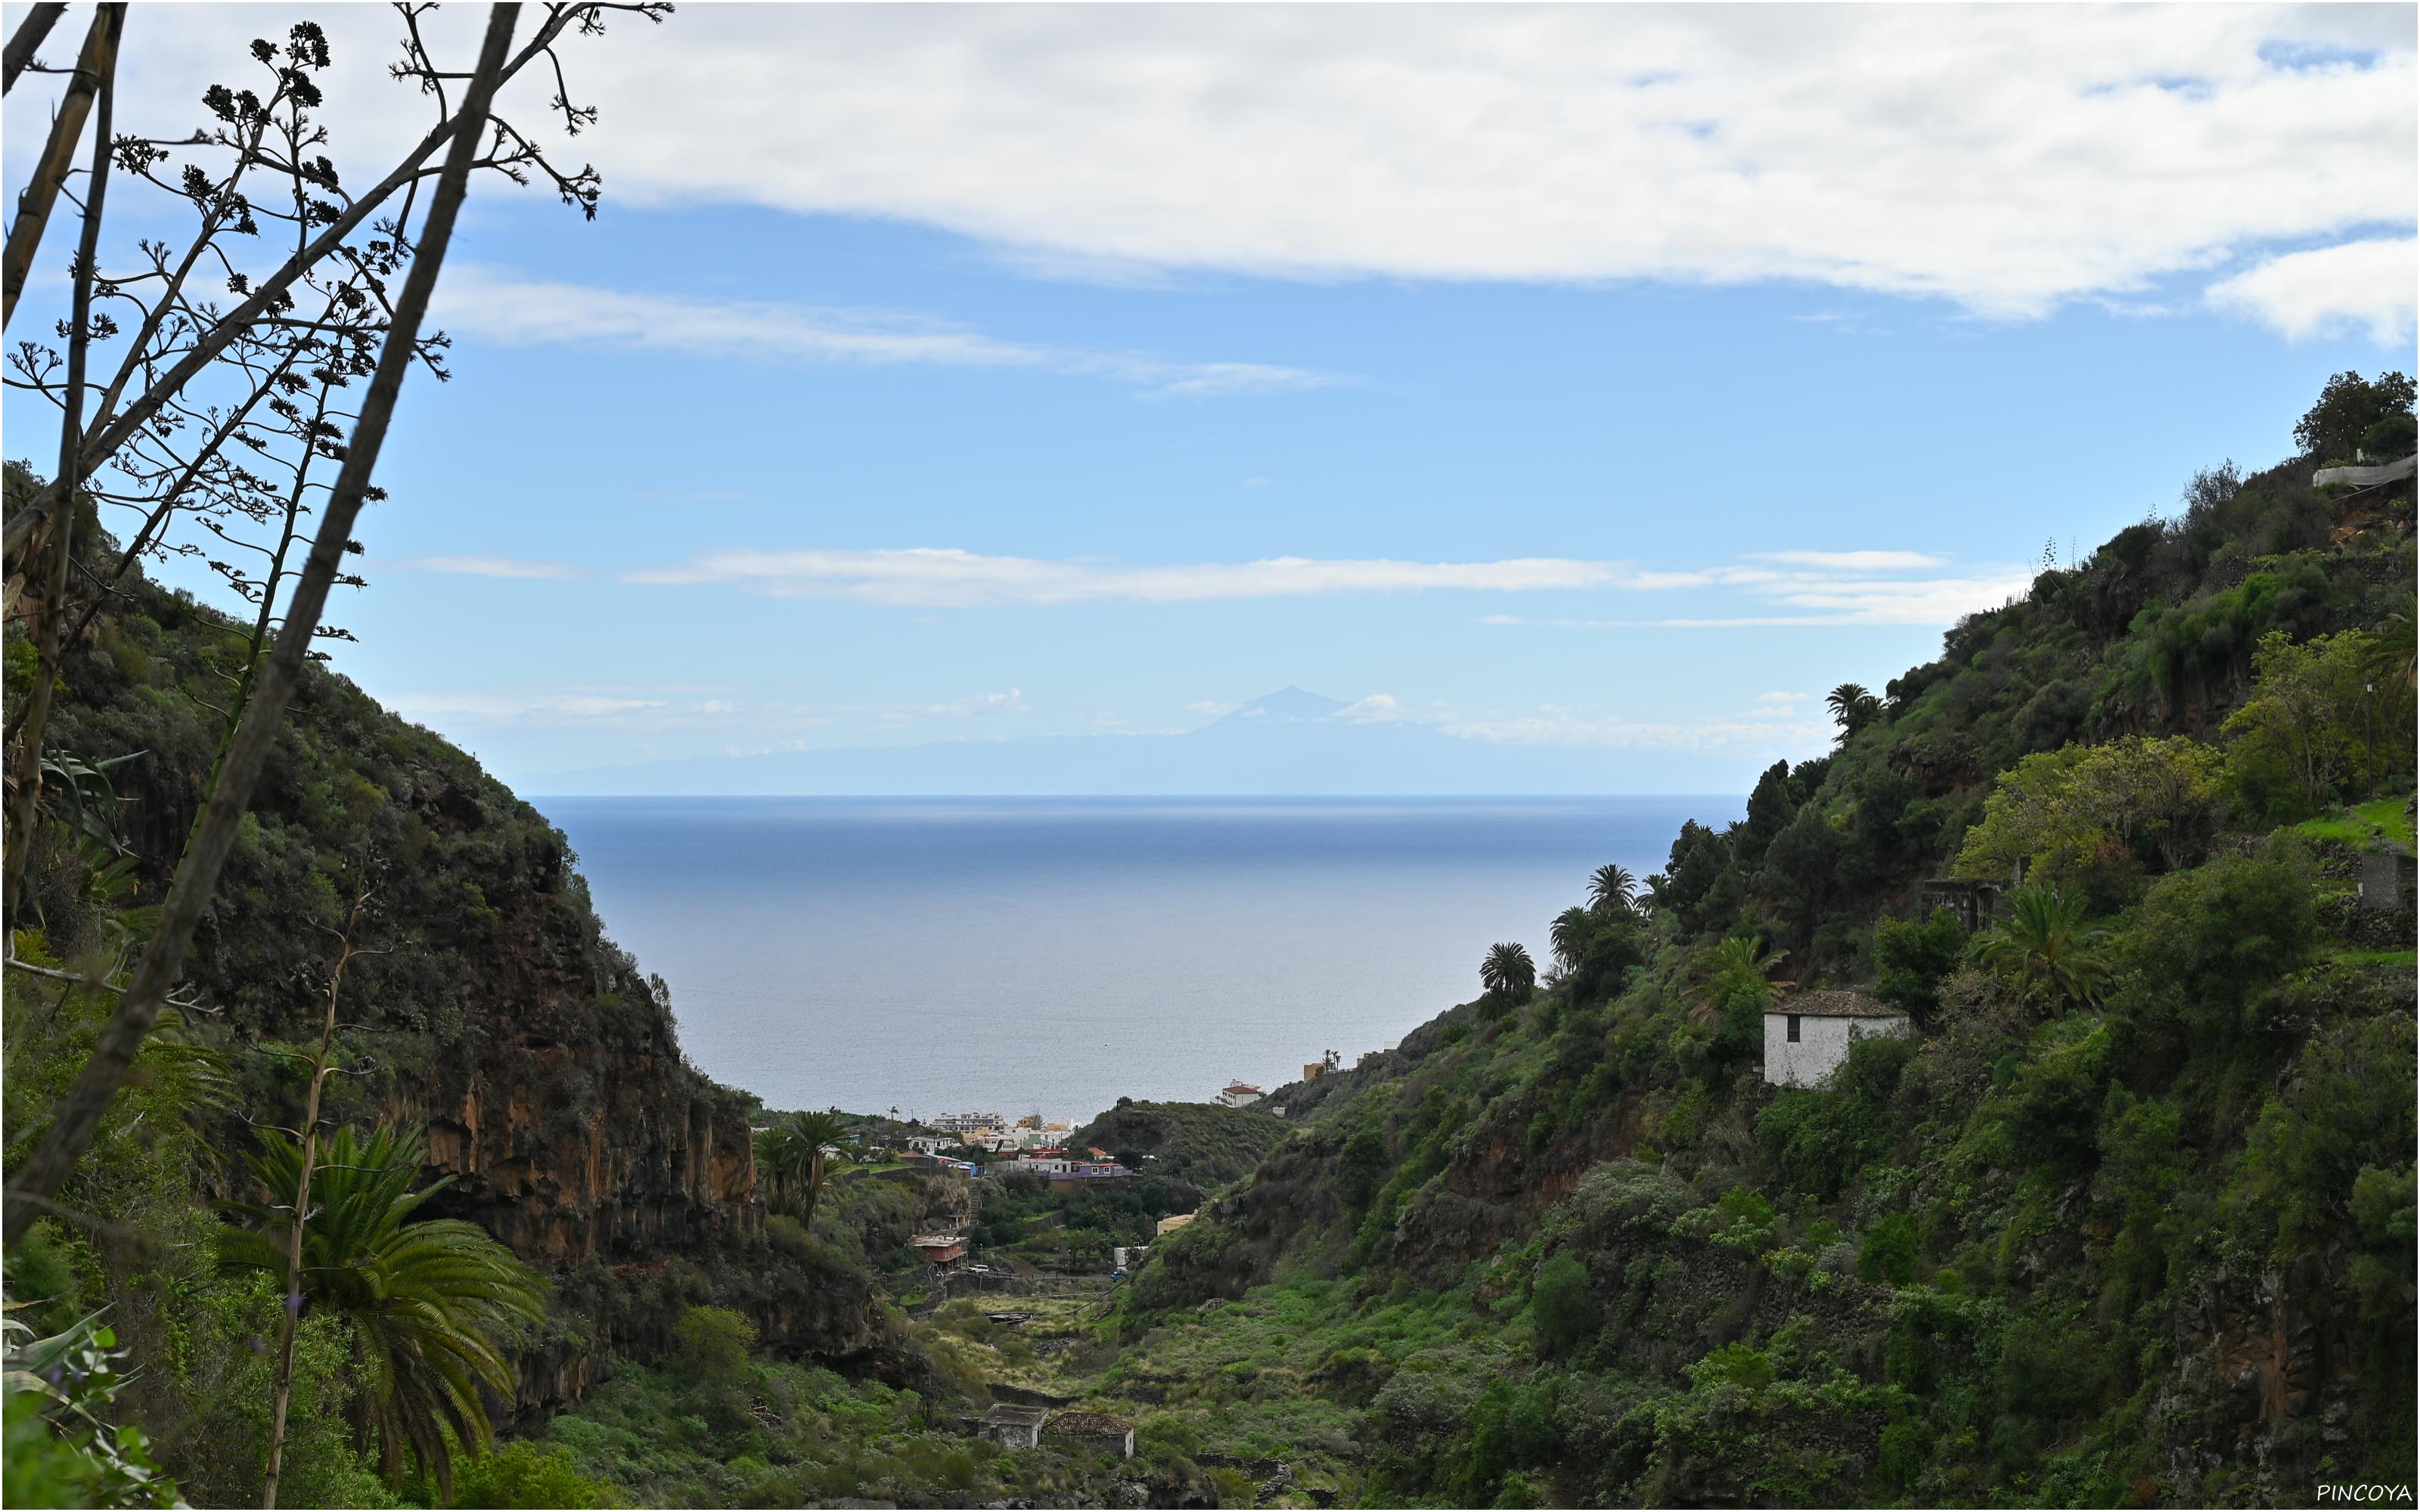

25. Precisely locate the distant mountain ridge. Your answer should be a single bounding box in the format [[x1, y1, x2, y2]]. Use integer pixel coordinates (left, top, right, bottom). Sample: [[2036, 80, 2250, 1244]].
[[529, 685, 1771, 796]]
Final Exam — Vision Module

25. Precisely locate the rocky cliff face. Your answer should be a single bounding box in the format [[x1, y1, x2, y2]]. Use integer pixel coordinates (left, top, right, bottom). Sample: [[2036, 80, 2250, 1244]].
[[39, 569, 765, 1408]]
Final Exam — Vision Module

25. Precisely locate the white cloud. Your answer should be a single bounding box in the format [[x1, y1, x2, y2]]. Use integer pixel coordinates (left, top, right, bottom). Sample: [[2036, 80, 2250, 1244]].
[[1336, 693, 1417, 723], [45, 5, 2412, 324], [389, 686, 1026, 731], [1441, 711, 1837, 751], [392, 692, 664, 722], [2205, 236, 2418, 342], [1747, 550, 1949, 570], [626, 548, 1622, 608], [431, 267, 1337, 398], [1480, 556, 2033, 629], [389, 554, 585, 580]]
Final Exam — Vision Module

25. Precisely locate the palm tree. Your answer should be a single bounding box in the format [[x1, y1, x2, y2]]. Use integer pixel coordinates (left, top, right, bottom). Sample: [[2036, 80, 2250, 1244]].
[[2365, 609, 2417, 696], [1549, 907, 1597, 973], [1827, 682, 1882, 742], [219, 1125, 544, 1497], [1586, 863, 1637, 916], [1974, 883, 2111, 1014], [758, 1109, 852, 1229], [1689, 935, 1782, 1027], [1479, 942, 1537, 1006]]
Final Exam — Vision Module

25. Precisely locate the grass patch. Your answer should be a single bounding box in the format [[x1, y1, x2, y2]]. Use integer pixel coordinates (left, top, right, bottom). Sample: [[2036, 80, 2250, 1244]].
[[2296, 796, 2417, 852]]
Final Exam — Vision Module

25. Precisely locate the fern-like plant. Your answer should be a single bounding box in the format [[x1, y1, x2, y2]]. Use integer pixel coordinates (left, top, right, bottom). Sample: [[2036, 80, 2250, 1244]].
[[1972, 883, 2112, 1015], [219, 1124, 543, 1496]]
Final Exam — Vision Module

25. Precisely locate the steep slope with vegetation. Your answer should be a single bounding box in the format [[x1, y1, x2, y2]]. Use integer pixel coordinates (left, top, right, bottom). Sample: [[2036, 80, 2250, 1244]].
[[1, 495, 942, 1502], [1075, 1098, 1293, 1194], [1099, 380, 2418, 1506]]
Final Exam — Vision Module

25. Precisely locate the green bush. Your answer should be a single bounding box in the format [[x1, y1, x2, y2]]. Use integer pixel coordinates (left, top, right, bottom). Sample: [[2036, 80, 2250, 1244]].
[[670, 1306, 756, 1380], [1529, 1254, 1596, 1355], [1857, 1213, 1919, 1285], [1873, 909, 1969, 1027], [448, 1442, 617, 1509]]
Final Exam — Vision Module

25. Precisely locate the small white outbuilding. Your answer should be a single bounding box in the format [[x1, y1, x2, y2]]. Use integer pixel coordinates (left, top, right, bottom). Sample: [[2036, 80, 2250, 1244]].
[[1763, 990, 1910, 1089]]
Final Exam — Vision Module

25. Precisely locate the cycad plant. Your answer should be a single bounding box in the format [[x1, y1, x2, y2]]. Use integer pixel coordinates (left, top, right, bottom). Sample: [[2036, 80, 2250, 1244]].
[[755, 1109, 852, 1228], [219, 1124, 544, 1497], [1973, 883, 2112, 1015]]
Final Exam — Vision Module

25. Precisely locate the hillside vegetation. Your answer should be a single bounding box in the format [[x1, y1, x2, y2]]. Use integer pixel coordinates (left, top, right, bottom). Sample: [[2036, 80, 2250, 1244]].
[[1075, 1099, 1294, 1194], [1091, 392, 2418, 1506], [5, 379, 2412, 1509]]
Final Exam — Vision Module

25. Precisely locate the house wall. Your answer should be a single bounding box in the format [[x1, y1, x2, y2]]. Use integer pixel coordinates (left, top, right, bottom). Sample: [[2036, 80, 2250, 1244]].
[[1763, 1013, 1910, 1088]]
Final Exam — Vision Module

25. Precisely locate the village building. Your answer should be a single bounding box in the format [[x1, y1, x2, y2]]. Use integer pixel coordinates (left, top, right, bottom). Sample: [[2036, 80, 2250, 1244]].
[[1217, 1082, 1264, 1108], [975, 1403, 1051, 1448], [911, 1232, 967, 1264], [1156, 1212, 1196, 1238], [1046, 1161, 1135, 1194], [1044, 1411, 1137, 1460], [1763, 990, 1910, 1089], [929, 1111, 1008, 1136]]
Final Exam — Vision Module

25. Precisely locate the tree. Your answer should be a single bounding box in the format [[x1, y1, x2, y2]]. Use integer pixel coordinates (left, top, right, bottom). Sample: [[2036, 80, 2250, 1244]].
[[1972, 884, 2111, 1015], [2294, 370, 2415, 461], [756, 1110, 852, 1231], [5, 1, 672, 1244], [2223, 630, 2392, 816], [1549, 906, 1597, 972], [1479, 942, 1537, 1008], [2363, 609, 2417, 699], [669, 1305, 757, 1381], [1954, 736, 2227, 889], [1872, 907, 1967, 1029], [1826, 683, 1882, 742], [217, 1124, 544, 1497], [1530, 1253, 1597, 1355], [1689, 935, 1782, 1027], [1585, 864, 1636, 916]]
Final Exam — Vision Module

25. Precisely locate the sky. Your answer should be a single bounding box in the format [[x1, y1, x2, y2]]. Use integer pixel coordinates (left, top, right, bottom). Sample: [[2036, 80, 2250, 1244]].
[[4, 2, 2415, 794]]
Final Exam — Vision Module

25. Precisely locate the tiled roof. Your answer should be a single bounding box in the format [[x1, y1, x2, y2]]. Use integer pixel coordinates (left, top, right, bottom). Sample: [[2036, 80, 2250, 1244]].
[[1772, 989, 1901, 1019], [1046, 1411, 1135, 1436]]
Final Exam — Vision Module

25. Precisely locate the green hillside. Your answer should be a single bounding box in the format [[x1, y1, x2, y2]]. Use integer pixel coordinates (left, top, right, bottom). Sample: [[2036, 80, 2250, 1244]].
[[5, 378, 2412, 1508], [1085, 402, 2418, 1504], [1074, 1098, 1294, 1194]]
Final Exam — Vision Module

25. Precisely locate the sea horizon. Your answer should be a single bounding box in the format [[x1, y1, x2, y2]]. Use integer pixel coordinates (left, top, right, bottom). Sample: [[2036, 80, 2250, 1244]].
[[539, 792, 1745, 1122]]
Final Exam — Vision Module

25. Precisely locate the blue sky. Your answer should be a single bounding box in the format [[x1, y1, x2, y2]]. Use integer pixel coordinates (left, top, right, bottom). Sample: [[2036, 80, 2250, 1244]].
[[5, 4, 2414, 792]]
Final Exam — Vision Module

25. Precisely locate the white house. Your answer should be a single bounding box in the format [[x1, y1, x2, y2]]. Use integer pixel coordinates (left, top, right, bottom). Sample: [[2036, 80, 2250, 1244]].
[[1763, 990, 1910, 1089], [1217, 1082, 1264, 1108]]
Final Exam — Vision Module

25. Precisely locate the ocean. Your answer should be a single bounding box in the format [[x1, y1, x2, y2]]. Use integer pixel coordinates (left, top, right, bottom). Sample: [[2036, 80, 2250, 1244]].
[[537, 795, 1744, 1124]]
